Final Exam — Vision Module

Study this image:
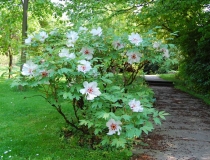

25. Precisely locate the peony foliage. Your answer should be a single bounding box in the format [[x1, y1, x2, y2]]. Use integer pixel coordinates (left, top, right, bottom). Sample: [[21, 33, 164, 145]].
[[15, 26, 171, 149]]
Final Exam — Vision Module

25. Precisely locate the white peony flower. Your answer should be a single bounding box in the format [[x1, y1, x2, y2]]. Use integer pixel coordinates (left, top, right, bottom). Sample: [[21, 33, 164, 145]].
[[66, 31, 79, 47], [59, 48, 75, 59], [106, 119, 122, 135], [39, 31, 48, 42], [66, 31, 79, 42], [66, 53, 76, 59], [21, 60, 38, 76], [79, 26, 88, 32], [153, 42, 161, 49], [66, 39, 75, 47], [128, 33, 143, 46], [77, 60, 92, 73], [90, 27, 102, 36], [128, 99, 144, 112], [59, 48, 69, 57], [162, 48, 170, 58], [39, 70, 49, 77], [126, 51, 141, 64], [25, 35, 33, 45], [80, 81, 101, 100], [80, 47, 94, 60], [112, 40, 124, 50]]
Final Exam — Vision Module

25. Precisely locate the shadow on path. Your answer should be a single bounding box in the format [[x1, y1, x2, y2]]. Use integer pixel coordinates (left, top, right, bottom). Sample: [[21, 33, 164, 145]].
[[132, 84, 210, 160]]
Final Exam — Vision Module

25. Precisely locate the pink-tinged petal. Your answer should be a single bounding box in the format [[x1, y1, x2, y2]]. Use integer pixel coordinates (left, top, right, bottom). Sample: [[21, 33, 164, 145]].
[[66, 31, 79, 41], [86, 94, 96, 100], [67, 53, 76, 59], [136, 101, 140, 106], [93, 89, 101, 96], [89, 81, 97, 88], [106, 119, 113, 127], [79, 88, 86, 94], [116, 121, 122, 126], [90, 27, 102, 36], [83, 81, 89, 88], [79, 26, 88, 32], [107, 130, 115, 135]]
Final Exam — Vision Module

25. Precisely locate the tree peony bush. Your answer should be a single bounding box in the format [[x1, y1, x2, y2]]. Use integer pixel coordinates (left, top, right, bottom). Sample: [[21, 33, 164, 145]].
[[14, 26, 171, 150]]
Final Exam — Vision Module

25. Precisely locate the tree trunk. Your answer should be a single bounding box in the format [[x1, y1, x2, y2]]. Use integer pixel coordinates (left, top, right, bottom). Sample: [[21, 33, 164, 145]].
[[8, 47, 13, 79], [20, 0, 28, 72], [19, 0, 29, 90]]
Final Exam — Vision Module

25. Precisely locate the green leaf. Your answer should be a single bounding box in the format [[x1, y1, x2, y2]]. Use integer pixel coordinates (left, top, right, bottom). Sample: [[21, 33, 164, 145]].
[[153, 111, 159, 117], [96, 111, 110, 120], [159, 111, 169, 120], [121, 114, 131, 121], [79, 120, 88, 126], [91, 101, 103, 108], [126, 129, 135, 138], [94, 128, 102, 135], [141, 122, 154, 134], [109, 86, 121, 91], [87, 121, 93, 128], [100, 77, 112, 84], [141, 126, 149, 135], [125, 124, 135, 130], [153, 117, 161, 125], [101, 93, 116, 102], [57, 68, 72, 75], [62, 92, 73, 100], [101, 137, 110, 145], [102, 112, 110, 119], [134, 128, 142, 137], [111, 138, 126, 148]]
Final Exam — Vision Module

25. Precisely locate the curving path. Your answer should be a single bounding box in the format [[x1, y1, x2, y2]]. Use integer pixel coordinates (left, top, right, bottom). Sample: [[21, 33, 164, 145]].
[[132, 78, 210, 160]]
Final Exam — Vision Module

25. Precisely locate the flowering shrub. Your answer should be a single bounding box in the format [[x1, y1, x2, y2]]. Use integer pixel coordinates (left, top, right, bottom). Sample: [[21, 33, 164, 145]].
[[14, 26, 170, 150]]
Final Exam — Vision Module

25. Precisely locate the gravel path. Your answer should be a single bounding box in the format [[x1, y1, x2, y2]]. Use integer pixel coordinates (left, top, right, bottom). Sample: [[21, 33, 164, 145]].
[[132, 86, 210, 160]]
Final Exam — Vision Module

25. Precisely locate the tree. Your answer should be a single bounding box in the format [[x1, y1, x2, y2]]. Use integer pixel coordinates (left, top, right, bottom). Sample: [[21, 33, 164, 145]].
[[0, 0, 22, 78], [136, 0, 210, 93], [0, 0, 57, 77]]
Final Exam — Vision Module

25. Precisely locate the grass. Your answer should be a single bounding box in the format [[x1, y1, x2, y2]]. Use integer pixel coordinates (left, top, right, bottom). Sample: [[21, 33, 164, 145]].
[[159, 73, 210, 105], [0, 77, 129, 160]]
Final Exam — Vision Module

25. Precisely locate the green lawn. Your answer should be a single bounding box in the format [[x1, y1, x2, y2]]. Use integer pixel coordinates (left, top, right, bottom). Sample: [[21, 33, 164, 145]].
[[0, 78, 129, 160]]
